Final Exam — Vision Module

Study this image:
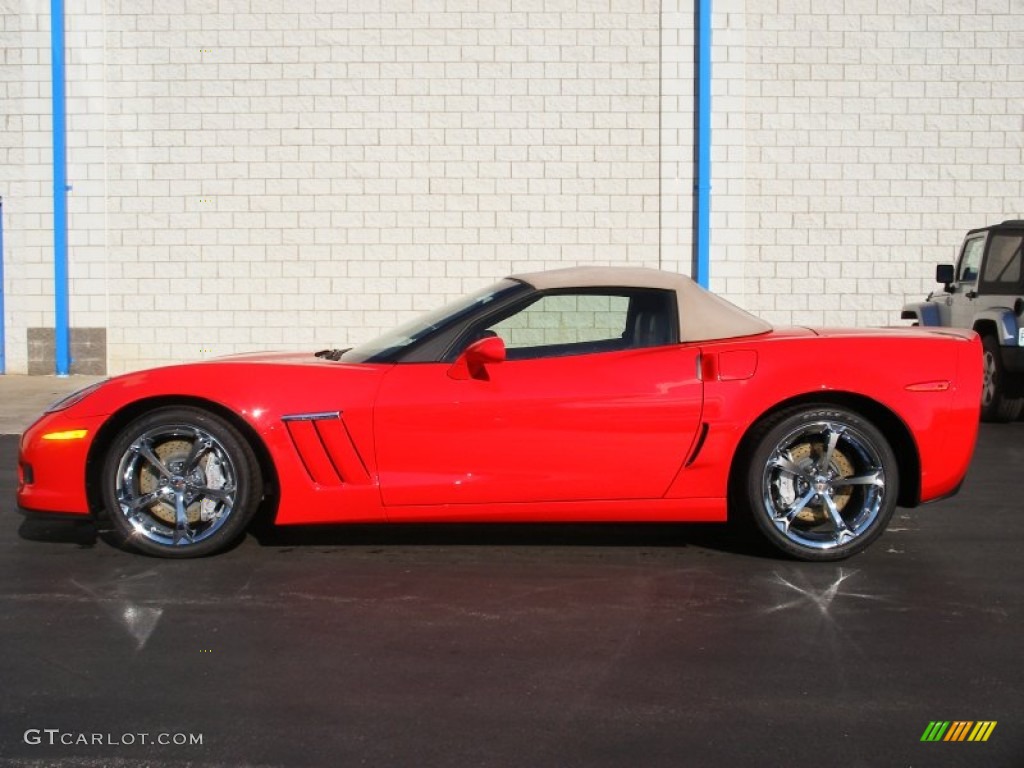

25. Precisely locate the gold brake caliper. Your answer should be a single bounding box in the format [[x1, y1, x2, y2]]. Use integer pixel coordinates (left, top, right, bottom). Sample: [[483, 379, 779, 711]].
[[790, 442, 855, 523], [138, 439, 203, 524]]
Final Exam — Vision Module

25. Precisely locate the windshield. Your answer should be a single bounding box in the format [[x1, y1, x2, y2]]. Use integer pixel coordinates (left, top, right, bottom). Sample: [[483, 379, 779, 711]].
[[340, 279, 522, 363]]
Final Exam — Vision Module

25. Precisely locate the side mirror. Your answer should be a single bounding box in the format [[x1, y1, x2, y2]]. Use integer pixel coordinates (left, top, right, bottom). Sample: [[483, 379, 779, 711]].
[[448, 336, 506, 381], [935, 264, 955, 285]]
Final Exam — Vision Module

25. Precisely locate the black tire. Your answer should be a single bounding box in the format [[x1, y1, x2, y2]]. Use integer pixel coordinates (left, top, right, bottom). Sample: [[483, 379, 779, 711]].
[[741, 406, 898, 562], [980, 335, 1024, 423], [100, 406, 262, 558]]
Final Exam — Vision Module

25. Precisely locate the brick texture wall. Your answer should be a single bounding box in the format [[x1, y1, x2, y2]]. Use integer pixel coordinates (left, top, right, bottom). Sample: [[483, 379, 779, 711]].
[[96, 0, 664, 372], [1, 1, 1022, 374], [724, 1, 1024, 326]]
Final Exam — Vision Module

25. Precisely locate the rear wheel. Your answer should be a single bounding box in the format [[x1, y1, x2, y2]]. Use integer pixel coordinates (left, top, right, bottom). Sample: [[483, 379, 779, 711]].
[[742, 406, 898, 561], [980, 335, 1023, 422], [100, 406, 262, 558]]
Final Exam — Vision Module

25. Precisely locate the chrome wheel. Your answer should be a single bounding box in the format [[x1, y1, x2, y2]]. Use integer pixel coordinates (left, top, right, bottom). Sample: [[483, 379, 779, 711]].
[[115, 424, 237, 547], [744, 407, 898, 561], [762, 420, 885, 550], [102, 406, 262, 557]]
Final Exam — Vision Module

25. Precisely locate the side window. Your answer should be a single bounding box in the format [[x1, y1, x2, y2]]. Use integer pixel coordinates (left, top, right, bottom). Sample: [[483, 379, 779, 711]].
[[980, 233, 1024, 294], [478, 290, 676, 360], [489, 294, 630, 349], [957, 236, 985, 283]]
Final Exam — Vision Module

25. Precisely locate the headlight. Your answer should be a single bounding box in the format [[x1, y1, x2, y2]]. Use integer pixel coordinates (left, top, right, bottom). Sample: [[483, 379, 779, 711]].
[[45, 381, 108, 413]]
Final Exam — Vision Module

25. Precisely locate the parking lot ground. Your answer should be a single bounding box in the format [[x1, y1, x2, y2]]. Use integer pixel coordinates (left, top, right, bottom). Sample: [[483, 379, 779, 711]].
[[0, 426, 1022, 767]]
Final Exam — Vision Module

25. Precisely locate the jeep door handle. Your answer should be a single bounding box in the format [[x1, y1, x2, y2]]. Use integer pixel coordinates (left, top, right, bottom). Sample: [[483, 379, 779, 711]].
[[965, 290, 978, 299]]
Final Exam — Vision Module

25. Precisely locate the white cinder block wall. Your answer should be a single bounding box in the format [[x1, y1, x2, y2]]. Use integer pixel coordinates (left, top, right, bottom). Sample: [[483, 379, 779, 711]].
[[1, 0, 1022, 374], [732, 2, 1024, 327]]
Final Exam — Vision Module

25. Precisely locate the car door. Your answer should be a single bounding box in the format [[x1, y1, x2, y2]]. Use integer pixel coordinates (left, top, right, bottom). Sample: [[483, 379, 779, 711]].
[[372, 289, 704, 509], [948, 234, 986, 328]]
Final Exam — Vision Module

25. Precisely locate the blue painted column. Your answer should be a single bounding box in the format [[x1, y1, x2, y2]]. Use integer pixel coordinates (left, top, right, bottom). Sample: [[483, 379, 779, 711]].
[[0, 196, 5, 374], [694, 0, 712, 288], [51, 0, 71, 376]]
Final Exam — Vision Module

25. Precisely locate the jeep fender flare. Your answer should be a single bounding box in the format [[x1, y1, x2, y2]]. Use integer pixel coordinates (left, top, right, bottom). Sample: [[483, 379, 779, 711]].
[[971, 309, 1020, 346], [900, 301, 943, 326]]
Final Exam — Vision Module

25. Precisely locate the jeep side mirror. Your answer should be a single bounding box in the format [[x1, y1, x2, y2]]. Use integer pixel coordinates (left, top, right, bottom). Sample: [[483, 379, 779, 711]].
[[935, 264, 955, 285], [448, 336, 507, 380]]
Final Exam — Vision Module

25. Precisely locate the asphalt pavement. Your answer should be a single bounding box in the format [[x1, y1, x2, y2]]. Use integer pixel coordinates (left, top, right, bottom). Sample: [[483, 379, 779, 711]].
[[0, 379, 1021, 767]]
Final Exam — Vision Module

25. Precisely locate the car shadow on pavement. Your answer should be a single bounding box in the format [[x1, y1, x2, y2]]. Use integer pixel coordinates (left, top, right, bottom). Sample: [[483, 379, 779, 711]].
[[17, 514, 99, 548], [15, 513, 775, 559], [247, 520, 777, 559]]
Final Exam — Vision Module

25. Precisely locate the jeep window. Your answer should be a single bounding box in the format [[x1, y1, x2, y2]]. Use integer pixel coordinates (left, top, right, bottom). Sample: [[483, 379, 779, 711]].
[[980, 233, 1024, 295], [957, 235, 985, 283]]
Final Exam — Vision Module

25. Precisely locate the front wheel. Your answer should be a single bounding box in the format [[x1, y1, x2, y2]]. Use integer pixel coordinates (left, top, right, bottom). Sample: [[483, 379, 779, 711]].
[[742, 406, 898, 561], [100, 406, 263, 558]]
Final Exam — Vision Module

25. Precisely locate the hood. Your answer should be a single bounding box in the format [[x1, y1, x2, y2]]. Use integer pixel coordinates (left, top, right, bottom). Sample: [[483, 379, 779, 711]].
[[198, 350, 344, 365]]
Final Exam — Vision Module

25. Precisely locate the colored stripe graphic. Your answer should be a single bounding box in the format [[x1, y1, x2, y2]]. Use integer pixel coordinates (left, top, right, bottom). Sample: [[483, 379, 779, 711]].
[[944, 721, 972, 741], [921, 720, 996, 742], [921, 721, 949, 742], [968, 722, 997, 742]]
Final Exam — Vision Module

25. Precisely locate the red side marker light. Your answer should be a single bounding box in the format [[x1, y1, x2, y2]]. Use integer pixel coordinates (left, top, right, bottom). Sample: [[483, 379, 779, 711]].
[[904, 381, 950, 392]]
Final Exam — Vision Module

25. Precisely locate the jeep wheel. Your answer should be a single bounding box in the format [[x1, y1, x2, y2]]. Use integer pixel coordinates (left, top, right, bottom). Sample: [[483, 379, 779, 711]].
[[981, 335, 1023, 422]]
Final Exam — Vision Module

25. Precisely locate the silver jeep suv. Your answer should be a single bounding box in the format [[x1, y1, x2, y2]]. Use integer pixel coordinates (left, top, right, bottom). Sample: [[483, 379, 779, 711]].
[[902, 220, 1024, 422]]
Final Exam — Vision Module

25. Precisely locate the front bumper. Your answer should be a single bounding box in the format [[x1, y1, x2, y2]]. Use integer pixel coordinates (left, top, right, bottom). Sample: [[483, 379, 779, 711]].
[[17, 412, 107, 516]]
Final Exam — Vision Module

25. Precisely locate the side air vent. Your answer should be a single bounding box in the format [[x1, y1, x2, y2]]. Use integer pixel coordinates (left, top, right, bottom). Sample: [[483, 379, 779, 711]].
[[281, 412, 371, 486], [684, 423, 710, 467]]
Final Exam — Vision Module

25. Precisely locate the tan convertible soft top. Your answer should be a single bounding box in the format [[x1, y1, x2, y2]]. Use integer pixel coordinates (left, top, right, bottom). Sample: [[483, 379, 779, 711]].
[[513, 266, 772, 342]]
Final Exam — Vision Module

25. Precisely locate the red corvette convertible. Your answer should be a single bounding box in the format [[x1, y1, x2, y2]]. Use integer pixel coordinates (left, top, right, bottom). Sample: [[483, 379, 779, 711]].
[[18, 267, 982, 560]]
